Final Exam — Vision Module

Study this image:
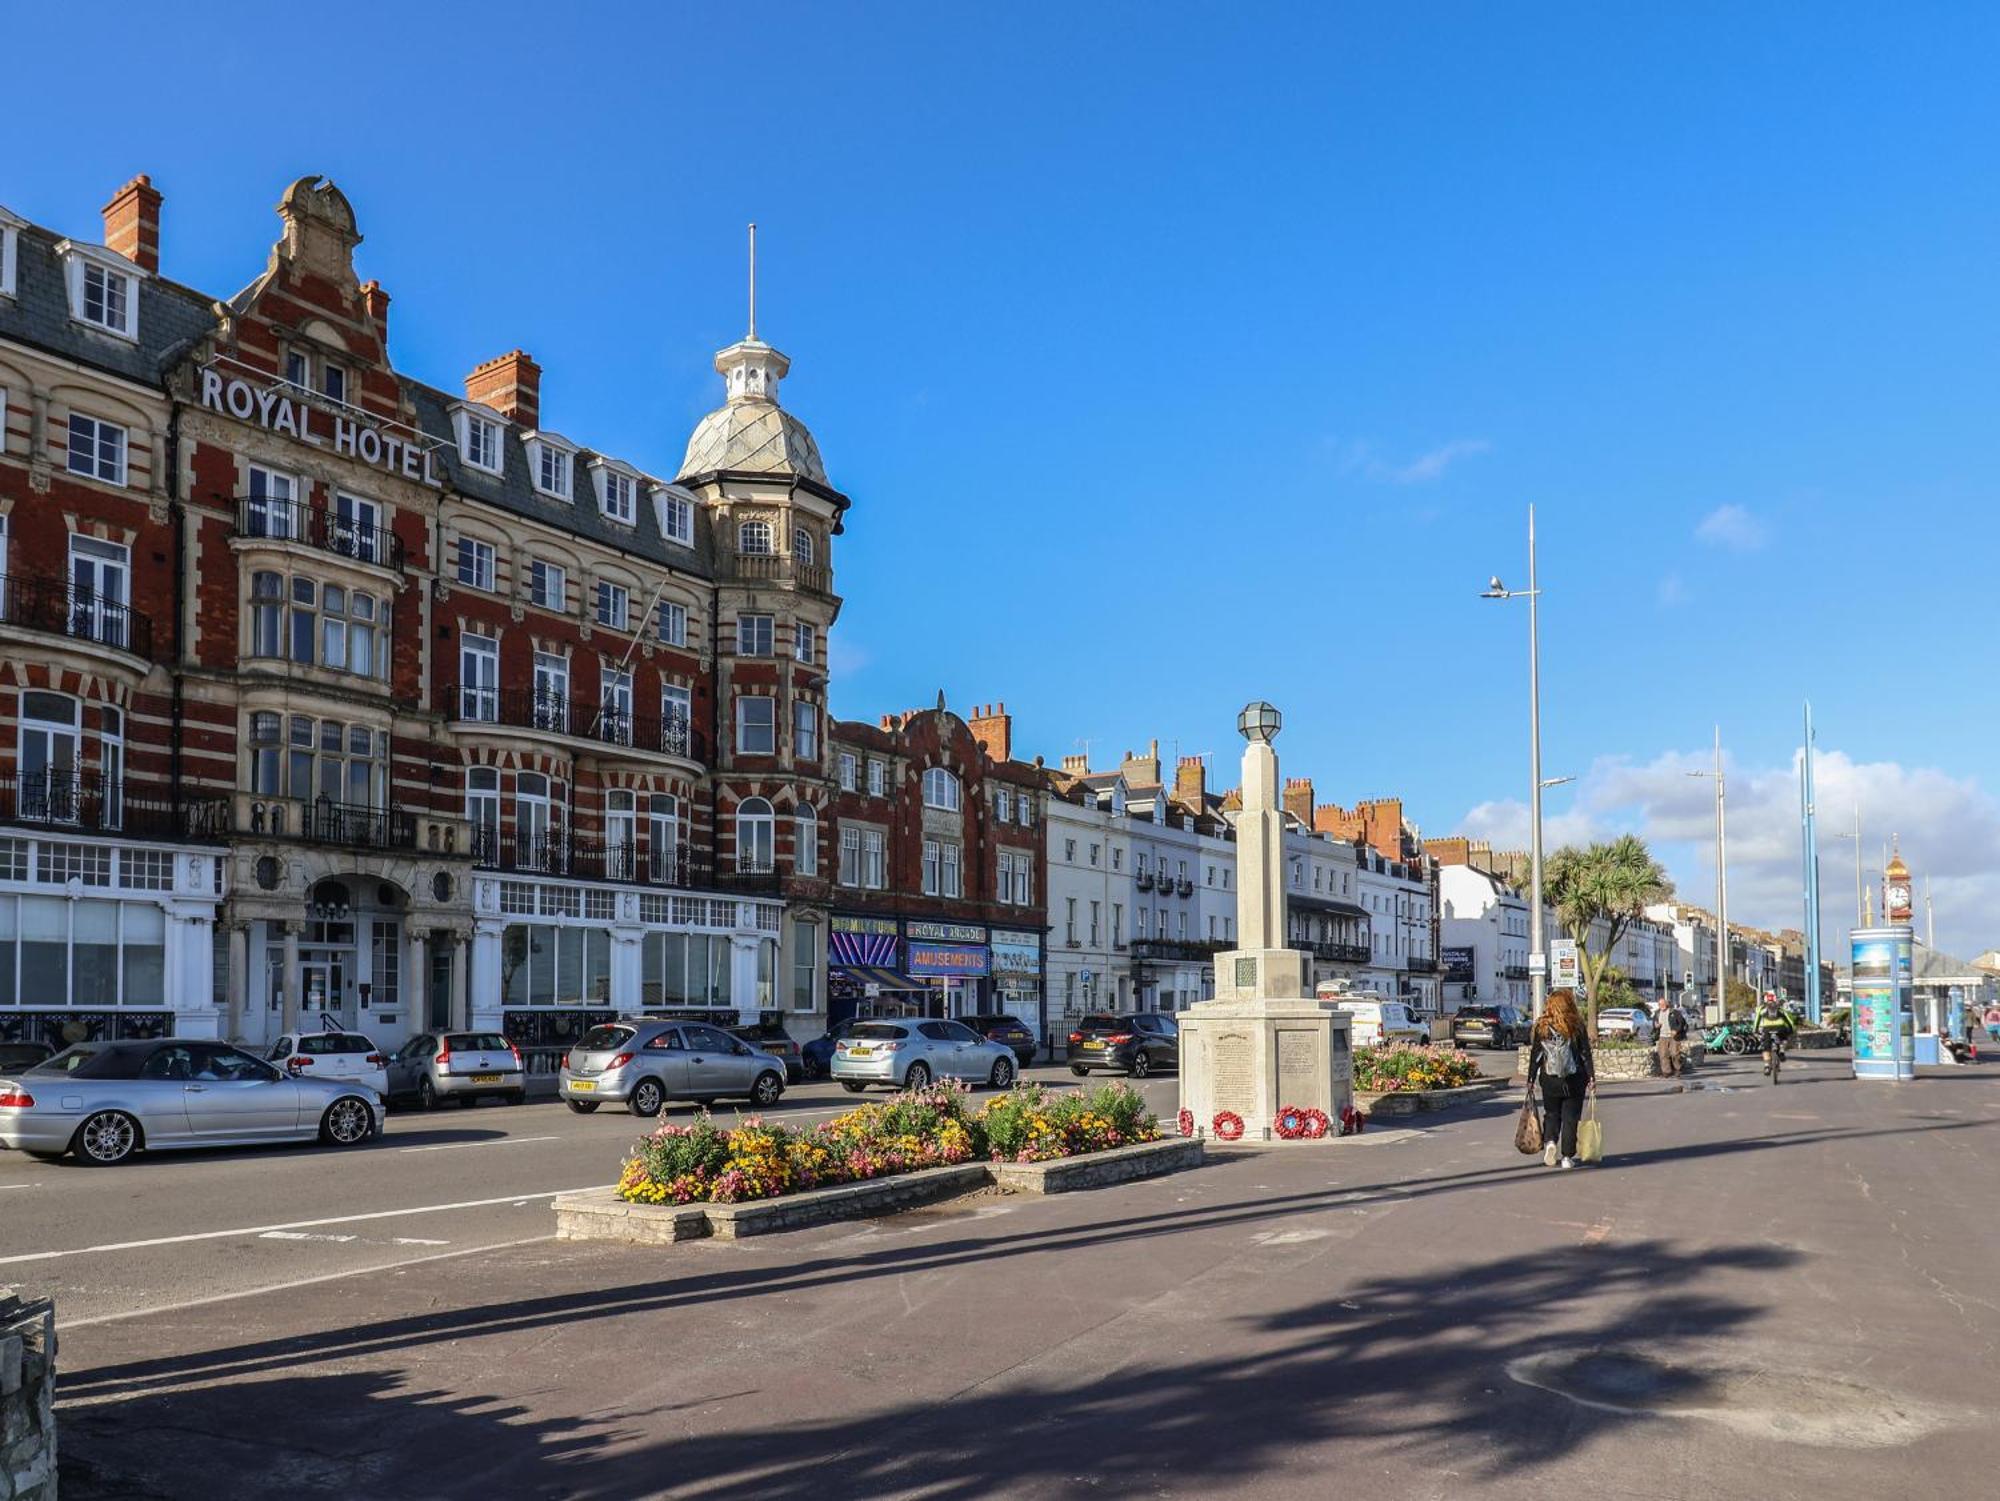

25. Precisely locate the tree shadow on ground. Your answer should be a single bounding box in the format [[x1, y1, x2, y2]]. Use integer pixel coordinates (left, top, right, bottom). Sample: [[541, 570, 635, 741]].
[[61, 1235, 1792, 1501]]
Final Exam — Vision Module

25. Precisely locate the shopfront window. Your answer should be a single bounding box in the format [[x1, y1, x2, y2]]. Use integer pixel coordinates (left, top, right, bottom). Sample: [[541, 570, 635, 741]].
[[0, 894, 165, 1007], [500, 922, 612, 1006], [640, 930, 731, 1009], [792, 920, 818, 1012]]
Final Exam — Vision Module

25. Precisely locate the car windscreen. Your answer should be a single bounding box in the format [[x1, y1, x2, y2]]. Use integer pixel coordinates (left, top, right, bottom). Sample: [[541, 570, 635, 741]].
[[1459, 1008, 1501, 1021], [1077, 1015, 1122, 1031], [299, 1034, 373, 1055], [447, 1033, 513, 1051], [578, 1026, 635, 1052], [848, 1023, 909, 1040], [28, 1043, 150, 1079]]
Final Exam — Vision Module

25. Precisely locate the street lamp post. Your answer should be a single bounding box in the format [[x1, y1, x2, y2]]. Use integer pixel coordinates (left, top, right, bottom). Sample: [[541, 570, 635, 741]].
[[1482, 506, 1547, 1017], [1688, 729, 1728, 1023]]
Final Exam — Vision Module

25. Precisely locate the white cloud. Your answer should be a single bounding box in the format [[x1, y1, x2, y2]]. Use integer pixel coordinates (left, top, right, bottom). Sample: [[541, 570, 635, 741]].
[[1455, 745, 2000, 959], [1329, 437, 1491, 486], [1694, 504, 1769, 551]]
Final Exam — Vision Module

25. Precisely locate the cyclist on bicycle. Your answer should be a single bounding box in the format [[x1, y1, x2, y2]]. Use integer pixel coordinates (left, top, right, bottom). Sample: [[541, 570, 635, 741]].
[[1754, 992, 1795, 1079]]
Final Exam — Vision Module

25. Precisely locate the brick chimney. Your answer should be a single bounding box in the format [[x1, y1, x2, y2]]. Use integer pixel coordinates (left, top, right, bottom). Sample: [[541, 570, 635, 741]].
[[1282, 777, 1316, 828], [102, 174, 162, 273], [1173, 755, 1206, 810], [968, 702, 1012, 763], [465, 350, 541, 428], [361, 279, 391, 349], [1361, 797, 1406, 861], [1119, 739, 1161, 788], [1060, 754, 1090, 775]]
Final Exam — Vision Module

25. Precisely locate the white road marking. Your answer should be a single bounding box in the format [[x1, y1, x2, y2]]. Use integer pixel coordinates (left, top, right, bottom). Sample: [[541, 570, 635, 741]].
[[0, 1183, 38, 1191], [396, 1134, 562, 1154], [55, 1235, 556, 1335], [393, 1236, 450, 1246], [259, 1230, 359, 1243], [0, 1184, 611, 1267]]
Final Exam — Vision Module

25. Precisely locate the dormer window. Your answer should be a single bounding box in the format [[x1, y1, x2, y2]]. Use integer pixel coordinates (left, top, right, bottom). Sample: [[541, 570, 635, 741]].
[[655, 486, 694, 547], [525, 433, 577, 501], [591, 461, 638, 525], [59, 242, 142, 341], [739, 520, 774, 555], [456, 409, 501, 474]]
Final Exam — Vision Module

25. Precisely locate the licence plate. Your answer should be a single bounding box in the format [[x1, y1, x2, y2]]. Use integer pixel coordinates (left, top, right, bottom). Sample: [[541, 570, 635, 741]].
[[472, 1073, 502, 1084], [849, 1046, 873, 1056], [569, 1079, 597, 1092], [1084, 1041, 1104, 1050]]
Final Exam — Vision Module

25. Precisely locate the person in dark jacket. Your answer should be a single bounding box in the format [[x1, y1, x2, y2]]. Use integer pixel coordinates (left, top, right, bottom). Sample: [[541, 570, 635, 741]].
[[1527, 987, 1596, 1169]]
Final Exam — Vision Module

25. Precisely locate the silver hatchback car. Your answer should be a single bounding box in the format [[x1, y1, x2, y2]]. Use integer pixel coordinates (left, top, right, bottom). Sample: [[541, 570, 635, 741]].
[[831, 1019, 1020, 1093], [386, 1031, 527, 1109], [0, 1039, 383, 1166], [559, 1019, 787, 1117]]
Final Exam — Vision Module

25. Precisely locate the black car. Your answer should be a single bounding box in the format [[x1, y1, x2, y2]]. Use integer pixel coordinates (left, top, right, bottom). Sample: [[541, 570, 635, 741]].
[[0, 1041, 55, 1075], [1451, 1005, 1527, 1050], [962, 1014, 1039, 1067], [728, 1019, 806, 1084], [1068, 1012, 1178, 1078]]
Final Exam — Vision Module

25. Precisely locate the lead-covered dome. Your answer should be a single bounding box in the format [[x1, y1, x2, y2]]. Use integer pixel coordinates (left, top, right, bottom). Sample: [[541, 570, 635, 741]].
[[677, 336, 827, 485]]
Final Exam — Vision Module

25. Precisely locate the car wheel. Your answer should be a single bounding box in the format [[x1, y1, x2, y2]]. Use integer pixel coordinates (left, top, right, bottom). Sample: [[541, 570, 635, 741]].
[[630, 1078, 665, 1118], [319, 1096, 375, 1147], [989, 1056, 1016, 1090], [73, 1110, 140, 1166], [842, 1082, 869, 1093], [751, 1070, 785, 1107], [1070, 1064, 1089, 1077], [1130, 1050, 1152, 1079], [902, 1061, 932, 1091], [417, 1077, 440, 1111], [801, 1054, 824, 1082], [566, 1099, 600, 1115]]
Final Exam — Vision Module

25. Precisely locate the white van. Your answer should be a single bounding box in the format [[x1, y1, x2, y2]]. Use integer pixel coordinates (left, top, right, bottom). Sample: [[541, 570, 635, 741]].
[[1330, 998, 1427, 1048]]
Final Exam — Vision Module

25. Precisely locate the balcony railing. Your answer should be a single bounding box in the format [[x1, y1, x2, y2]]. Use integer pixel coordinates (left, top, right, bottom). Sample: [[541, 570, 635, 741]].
[[1136, 871, 1155, 891], [234, 497, 407, 573], [1405, 955, 1439, 974], [722, 551, 833, 595], [470, 825, 706, 887], [1292, 939, 1371, 964], [0, 769, 226, 841], [1176, 877, 1195, 897], [445, 683, 704, 761], [0, 574, 153, 660], [1130, 938, 1219, 963]]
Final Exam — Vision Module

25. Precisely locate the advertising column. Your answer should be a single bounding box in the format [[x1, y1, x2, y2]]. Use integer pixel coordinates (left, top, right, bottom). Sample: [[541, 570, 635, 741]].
[[1850, 924, 1916, 1082]]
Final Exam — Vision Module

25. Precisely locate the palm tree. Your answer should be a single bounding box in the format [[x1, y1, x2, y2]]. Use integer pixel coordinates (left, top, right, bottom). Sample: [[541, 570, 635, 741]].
[[1543, 835, 1674, 1027]]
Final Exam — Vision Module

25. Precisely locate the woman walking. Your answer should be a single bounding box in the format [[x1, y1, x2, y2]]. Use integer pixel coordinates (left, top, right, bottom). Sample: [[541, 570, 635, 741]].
[[1527, 988, 1596, 1169]]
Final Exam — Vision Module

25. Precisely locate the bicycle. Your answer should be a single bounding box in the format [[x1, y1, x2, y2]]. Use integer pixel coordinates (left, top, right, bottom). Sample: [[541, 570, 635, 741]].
[[1760, 1033, 1788, 1083]]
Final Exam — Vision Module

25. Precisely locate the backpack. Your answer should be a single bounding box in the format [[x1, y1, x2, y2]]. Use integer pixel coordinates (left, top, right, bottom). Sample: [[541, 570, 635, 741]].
[[1541, 1031, 1576, 1078]]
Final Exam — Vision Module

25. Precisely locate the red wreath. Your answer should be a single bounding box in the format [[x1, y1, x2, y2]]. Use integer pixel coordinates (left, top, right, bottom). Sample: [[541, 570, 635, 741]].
[[1211, 1110, 1245, 1141], [1338, 1104, 1366, 1136], [1177, 1108, 1195, 1138]]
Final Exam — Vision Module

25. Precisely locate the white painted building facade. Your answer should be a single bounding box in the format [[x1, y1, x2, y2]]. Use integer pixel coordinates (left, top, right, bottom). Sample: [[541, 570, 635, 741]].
[[1439, 863, 1531, 1013]]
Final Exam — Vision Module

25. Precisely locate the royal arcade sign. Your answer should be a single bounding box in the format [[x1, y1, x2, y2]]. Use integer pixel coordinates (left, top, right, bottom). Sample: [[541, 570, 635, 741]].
[[199, 363, 444, 487]]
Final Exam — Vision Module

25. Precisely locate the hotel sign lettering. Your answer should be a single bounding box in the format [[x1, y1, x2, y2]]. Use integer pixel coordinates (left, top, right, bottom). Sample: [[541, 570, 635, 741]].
[[199, 366, 443, 487]]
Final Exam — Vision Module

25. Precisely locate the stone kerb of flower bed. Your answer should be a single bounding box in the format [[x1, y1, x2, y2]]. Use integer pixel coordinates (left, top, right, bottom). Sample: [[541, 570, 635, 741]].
[[615, 1078, 1161, 1209]]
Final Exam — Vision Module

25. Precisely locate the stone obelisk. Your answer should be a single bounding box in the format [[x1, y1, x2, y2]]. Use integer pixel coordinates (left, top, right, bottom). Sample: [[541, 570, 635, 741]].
[[1176, 702, 1354, 1141]]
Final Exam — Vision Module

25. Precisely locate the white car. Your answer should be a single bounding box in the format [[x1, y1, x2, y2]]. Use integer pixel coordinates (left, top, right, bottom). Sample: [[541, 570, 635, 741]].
[[1595, 1007, 1656, 1042], [268, 1031, 390, 1100], [1333, 1000, 1427, 1048]]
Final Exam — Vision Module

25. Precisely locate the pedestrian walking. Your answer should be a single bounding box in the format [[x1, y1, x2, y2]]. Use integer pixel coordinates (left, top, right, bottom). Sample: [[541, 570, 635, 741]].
[[1527, 987, 1596, 1169], [1657, 1002, 1690, 1089]]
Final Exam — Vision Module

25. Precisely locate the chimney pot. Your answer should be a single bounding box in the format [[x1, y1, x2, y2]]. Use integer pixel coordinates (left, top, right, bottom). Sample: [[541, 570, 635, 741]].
[[465, 349, 542, 429]]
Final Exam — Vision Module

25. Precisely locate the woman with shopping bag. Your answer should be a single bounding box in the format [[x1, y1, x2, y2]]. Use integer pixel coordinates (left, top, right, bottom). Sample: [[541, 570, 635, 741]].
[[1525, 988, 1596, 1170]]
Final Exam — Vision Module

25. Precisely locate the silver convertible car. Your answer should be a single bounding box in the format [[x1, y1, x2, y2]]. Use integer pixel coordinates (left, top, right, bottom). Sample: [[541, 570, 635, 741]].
[[0, 1038, 385, 1166]]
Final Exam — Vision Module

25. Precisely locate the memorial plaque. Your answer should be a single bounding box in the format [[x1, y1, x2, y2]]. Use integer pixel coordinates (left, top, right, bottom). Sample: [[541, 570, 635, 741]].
[[1276, 1029, 1321, 1111], [1234, 957, 1257, 990], [1213, 1031, 1254, 1115]]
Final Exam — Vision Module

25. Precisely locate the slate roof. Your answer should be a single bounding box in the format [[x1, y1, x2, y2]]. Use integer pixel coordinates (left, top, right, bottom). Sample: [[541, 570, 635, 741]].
[[0, 218, 218, 387]]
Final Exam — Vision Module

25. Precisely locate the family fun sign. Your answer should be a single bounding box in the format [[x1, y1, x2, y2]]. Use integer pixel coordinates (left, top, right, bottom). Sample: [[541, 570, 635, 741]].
[[199, 365, 443, 486]]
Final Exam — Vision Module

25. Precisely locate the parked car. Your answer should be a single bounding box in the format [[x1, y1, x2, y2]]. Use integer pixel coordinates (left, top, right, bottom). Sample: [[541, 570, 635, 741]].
[[1451, 1005, 1528, 1050], [832, 1019, 1019, 1092], [0, 1042, 54, 1075], [386, 1031, 527, 1109], [560, 1019, 787, 1116], [1596, 1007, 1656, 1042], [1067, 1012, 1179, 1077], [1334, 999, 1427, 1048], [728, 1019, 806, 1083], [800, 1018, 864, 1081], [0, 1039, 382, 1165], [268, 1031, 389, 1099], [962, 1013, 1039, 1067]]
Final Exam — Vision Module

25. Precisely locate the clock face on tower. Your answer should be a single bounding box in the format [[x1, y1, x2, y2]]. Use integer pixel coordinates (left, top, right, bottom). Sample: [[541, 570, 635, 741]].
[[1887, 883, 1911, 912]]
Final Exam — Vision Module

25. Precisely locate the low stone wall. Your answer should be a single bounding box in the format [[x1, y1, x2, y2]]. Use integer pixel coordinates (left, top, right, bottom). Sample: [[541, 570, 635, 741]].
[[1513, 1043, 1708, 1080], [1, 1288, 57, 1501], [1353, 1078, 1508, 1117], [987, 1138, 1201, 1194], [557, 1141, 1206, 1246]]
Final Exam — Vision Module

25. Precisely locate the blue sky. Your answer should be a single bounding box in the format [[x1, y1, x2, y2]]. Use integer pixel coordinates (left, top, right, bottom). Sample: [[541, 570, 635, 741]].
[[8, 3, 1998, 954]]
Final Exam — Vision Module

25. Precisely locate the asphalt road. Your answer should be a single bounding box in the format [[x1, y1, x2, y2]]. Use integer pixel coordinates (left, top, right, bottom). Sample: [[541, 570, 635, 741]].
[[0, 1064, 1188, 1327]]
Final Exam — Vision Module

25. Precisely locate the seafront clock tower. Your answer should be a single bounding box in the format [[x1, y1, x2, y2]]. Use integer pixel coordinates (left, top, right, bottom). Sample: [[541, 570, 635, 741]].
[[1884, 841, 1914, 926]]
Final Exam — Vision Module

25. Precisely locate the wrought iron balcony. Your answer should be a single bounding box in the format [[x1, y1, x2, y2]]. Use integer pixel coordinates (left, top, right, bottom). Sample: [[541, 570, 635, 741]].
[[470, 825, 706, 887], [0, 574, 154, 660], [0, 769, 226, 841], [1291, 939, 1371, 964], [1135, 871, 1155, 891], [444, 683, 705, 761], [1405, 955, 1439, 974], [1130, 938, 1218, 963], [233, 496, 406, 573], [721, 551, 833, 595], [1176, 877, 1195, 897]]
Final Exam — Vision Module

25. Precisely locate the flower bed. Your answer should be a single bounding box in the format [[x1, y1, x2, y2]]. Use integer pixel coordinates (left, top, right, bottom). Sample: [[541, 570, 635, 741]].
[[617, 1079, 1159, 1207], [1351, 1042, 1482, 1094]]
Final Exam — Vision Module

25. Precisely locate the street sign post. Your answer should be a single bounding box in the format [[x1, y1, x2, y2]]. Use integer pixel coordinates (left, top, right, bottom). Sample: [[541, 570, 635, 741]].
[[1550, 939, 1580, 992]]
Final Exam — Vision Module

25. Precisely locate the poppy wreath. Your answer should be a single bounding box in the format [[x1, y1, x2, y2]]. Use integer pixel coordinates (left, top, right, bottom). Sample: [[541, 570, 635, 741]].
[[1273, 1105, 1329, 1140], [1298, 1107, 1333, 1140], [1211, 1110, 1245, 1141], [1338, 1104, 1366, 1136], [1177, 1108, 1195, 1139]]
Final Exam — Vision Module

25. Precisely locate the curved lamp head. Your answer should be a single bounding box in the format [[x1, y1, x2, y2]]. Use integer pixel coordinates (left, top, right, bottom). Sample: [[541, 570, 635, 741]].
[[1237, 700, 1282, 745]]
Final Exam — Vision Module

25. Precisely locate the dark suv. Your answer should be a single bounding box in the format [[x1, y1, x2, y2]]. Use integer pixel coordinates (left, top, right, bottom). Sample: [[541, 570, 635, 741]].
[[1452, 1005, 1527, 1050], [727, 1018, 806, 1084], [962, 1014, 1039, 1067], [1068, 1012, 1178, 1077]]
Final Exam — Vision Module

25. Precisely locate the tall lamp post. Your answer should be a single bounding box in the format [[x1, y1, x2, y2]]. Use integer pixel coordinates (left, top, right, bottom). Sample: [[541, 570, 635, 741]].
[[1688, 728, 1728, 1023], [1800, 703, 1824, 1024], [1482, 506, 1547, 1016]]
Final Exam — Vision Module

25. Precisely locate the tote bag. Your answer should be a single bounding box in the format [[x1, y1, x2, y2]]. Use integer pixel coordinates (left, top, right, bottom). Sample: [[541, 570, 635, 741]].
[[1577, 1094, 1604, 1164], [1513, 1081, 1544, 1155]]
